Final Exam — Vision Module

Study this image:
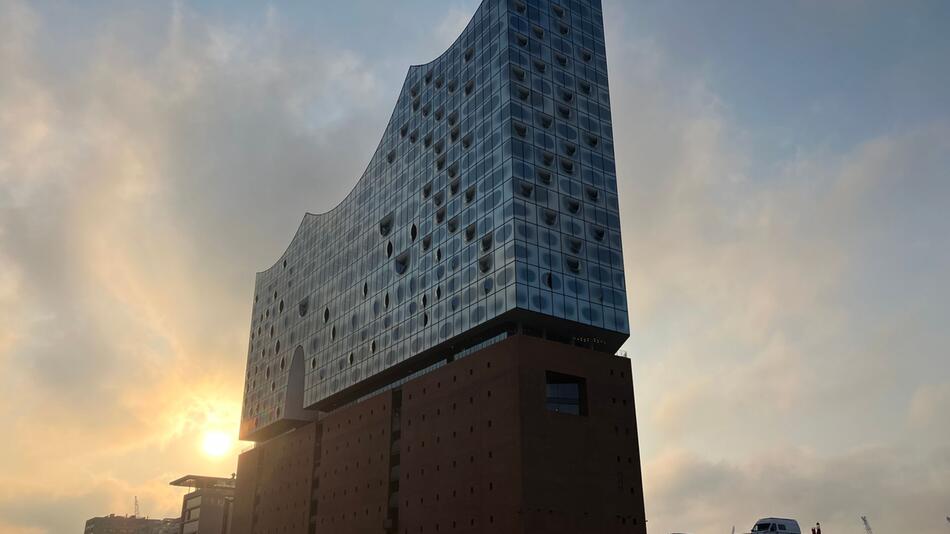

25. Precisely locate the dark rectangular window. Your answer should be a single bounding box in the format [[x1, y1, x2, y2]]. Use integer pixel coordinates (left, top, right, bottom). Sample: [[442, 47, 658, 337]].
[[545, 371, 587, 415]]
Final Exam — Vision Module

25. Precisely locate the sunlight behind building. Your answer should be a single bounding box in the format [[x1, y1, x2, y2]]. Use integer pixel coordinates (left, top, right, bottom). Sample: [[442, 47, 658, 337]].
[[201, 430, 233, 458]]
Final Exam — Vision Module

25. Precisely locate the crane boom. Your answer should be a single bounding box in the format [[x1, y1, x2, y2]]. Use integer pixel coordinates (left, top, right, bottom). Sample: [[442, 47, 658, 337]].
[[861, 516, 874, 534]]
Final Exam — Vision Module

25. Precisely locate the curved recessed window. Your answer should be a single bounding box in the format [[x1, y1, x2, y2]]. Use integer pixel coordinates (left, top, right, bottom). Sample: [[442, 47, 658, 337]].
[[464, 80, 475, 96], [348, 353, 354, 365], [480, 234, 493, 252], [331, 326, 336, 340], [394, 252, 410, 275], [422, 294, 428, 307], [298, 297, 309, 317], [387, 241, 394, 258], [435, 207, 446, 225], [423, 313, 429, 326], [386, 150, 396, 164], [557, 104, 572, 120], [464, 48, 474, 62], [532, 26, 544, 39], [515, 85, 530, 102], [533, 59, 546, 74], [433, 191, 445, 207], [465, 186, 476, 204], [552, 4, 566, 18], [447, 162, 458, 179], [447, 217, 459, 233], [464, 224, 477, 242], [516, 181, 534, 199], [323, 307, 330, 323], [422, 182, 432, 199], [478, 255, 493, 274], [585, 187, 600, 202], [513, 121, 528, 139], [311, 358, 317, 369], [590, 226, 606, 241], [278, 299, 284, 313], [371, 340, 377, 353], [447, 79, 458, 93], [379, 213, 394, 237], [563, 197, 581, 214], [275, 340, 281, 353], [384, 293, 390, 309], [565, 237, 583, 254], [542, 209, 558, 226], [436, 248, 442, 261], [280, 357, 286, 370], [436, 286, 442, 300], [410, 224, 418, 242], [537, 169, 553, 184], [565, 256, 582, 274], [516, 34, 528, 48], [450, 126, 460, 143], [581, 49, 593, 62], [362, 282, 368, 297], [537, 113, 553, 129], [555, 53, 569, 67], [578, 81, 592, 95], [511, 66, 526, 82], [422, 235, 432, 251]]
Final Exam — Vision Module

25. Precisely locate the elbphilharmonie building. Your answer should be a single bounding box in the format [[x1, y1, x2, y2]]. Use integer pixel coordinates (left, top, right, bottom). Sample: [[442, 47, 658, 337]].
[[232, 1, 646, 532]]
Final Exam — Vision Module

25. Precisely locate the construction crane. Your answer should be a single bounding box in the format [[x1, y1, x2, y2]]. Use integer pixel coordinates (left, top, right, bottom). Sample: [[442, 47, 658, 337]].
[[861, 516, 874, 534], [134, 496, 140, 517]]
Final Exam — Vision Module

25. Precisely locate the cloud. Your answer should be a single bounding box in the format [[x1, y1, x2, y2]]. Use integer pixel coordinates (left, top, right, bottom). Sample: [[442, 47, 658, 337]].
[[1, 1, 949, 533], [646, 445, 950, 534], [0, 0, 386, 529], [603, 3, 950, 533]]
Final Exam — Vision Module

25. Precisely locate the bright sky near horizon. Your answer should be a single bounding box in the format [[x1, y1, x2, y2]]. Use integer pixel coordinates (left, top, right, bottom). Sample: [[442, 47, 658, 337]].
[[1, 1, 948, 533]]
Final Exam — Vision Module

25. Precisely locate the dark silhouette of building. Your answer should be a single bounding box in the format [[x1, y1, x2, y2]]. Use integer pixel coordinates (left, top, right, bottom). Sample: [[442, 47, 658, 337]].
[[170, 475, 236, 534], [84, 515, 180, 534], [233, 0, 646, 532]]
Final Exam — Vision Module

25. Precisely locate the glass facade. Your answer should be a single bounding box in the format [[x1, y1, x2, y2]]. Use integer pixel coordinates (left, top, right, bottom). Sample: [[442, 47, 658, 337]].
[[241, 0, 626, 440]]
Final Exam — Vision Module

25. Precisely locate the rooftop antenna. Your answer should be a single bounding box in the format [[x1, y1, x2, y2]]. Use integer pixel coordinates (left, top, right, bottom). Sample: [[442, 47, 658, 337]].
[[134, 496, 140, 518], [861, 516, 874, 534]]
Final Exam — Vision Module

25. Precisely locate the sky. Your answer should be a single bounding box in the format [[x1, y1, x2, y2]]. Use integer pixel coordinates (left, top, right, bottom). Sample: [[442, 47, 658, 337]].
[[0, 1, 948, 533]]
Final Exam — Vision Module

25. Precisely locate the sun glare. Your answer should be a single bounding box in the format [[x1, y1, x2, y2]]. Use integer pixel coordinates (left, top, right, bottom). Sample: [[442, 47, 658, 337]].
[[201, 430, 234, 458]]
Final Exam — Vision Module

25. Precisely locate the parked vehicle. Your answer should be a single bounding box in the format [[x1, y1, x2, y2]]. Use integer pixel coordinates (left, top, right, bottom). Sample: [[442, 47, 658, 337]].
[[749, 518, 802, 533]]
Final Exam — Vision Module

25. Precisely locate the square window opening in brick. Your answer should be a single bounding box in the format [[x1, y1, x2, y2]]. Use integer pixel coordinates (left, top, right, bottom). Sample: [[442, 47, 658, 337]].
[[545, 371, 587, 415]]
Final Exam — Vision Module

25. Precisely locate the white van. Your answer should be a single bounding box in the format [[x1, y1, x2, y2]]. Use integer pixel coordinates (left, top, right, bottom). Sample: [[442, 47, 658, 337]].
[[749, 518, 802, 533]]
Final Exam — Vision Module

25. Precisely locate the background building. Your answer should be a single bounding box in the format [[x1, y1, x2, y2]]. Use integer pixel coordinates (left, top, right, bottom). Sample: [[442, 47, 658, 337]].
[[234, 0, 645, 532], [84, 515, 180, 534], [170, 475, 236, 534]]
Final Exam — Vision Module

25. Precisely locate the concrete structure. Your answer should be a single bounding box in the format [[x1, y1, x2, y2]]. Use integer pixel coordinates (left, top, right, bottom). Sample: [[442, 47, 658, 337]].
[[234, 0, 646, 532], [170, 475, 236, 534], [84, 515, 179, 534]]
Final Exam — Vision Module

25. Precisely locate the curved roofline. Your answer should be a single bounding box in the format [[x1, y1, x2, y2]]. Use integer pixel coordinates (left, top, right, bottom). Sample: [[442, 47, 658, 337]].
[[256, 1, 489, 276]]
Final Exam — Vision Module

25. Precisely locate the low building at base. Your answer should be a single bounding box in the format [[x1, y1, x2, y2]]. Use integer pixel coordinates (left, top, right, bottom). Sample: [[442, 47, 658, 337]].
[[232, 335, 646, 534]]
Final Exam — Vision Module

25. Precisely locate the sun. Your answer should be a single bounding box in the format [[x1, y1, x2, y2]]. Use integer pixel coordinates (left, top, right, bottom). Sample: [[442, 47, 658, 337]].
[[201, 430, 234, 458]]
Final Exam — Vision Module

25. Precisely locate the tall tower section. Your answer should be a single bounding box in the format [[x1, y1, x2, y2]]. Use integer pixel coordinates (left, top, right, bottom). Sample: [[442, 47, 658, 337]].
[[240, 0, 626, 442]]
